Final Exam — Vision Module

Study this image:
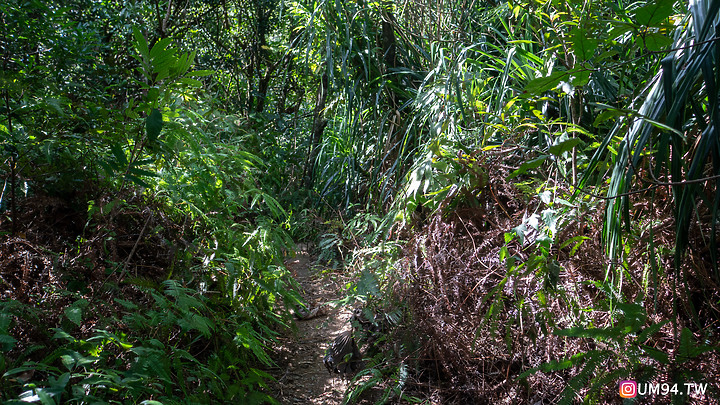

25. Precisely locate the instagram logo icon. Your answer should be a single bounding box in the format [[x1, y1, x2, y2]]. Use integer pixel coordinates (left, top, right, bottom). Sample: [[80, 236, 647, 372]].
[[619, 380, 637, 398]]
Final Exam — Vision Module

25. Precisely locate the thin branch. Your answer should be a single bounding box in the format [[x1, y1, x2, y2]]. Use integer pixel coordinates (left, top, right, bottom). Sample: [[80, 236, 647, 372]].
[[122, 211, 152, 278]]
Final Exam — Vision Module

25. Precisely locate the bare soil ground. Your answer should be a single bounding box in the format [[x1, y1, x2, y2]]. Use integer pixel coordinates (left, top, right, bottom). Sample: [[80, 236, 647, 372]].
[[270, 246, 356, 404]]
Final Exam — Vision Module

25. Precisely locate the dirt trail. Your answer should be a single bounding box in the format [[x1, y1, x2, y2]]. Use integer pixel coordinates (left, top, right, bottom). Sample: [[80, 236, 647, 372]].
[[271, 246, 355, 404]]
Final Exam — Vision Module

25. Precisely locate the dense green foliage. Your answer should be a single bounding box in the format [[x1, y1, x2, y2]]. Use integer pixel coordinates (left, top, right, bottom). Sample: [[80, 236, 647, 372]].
[[1, 0, 719, 403]]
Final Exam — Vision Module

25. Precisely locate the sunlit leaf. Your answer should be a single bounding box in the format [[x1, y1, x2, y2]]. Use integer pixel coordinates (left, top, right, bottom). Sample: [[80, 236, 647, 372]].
[[549, 137, 582, 156], [189, 70, 214, 77], [570, 69, 591, 87], [508, 156, 548, 179], [64, 307, 82, 326], [524, 71, 570, 95]]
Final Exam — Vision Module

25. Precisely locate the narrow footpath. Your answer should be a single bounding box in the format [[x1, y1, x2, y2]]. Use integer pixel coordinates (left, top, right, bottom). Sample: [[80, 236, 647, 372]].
[[270, 246, 355, 404]]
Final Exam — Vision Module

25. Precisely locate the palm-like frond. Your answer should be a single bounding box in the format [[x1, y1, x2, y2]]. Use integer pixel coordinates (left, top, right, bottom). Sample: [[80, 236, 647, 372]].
[[581, 0, 720, 283]]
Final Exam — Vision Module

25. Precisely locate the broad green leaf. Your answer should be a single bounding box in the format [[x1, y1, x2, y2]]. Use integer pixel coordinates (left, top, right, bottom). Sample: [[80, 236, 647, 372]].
[[189, 70, 215, 77], [133, 27, 150, 61], [546, 260, 561, 288], [146, 108, 163, 143], [52, 329, 74, 340], [110, 144, 128, 167], [178, 77, 203, 87], [593, 109, 623, 127], [60, 351, 98, 370], [147, 87, 160, 103], [174, 52, 193, 76], [549, 138, 582, 156], [644, 32, 674, 52], [64, 307, 82, 326], [524, 71, 570, 95], [570, 70, 591, 87], [633, 0, 675, 26], [508, 156, 548, 179], [569, 28, 598, 60], [149, 38, 174, 60]]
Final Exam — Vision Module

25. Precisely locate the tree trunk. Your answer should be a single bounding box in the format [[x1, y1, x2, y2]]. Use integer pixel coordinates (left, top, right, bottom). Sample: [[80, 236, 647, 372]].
[[304, 73, 329, 188]]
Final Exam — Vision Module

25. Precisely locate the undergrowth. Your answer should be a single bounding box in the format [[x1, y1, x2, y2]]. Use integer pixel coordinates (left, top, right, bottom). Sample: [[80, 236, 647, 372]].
[[0, 28, 299, 403]]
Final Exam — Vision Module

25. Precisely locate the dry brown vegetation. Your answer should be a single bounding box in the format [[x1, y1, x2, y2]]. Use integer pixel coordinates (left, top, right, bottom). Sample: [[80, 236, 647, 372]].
[[0, 191, 195, 371], [395, 165, 720, 403]]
